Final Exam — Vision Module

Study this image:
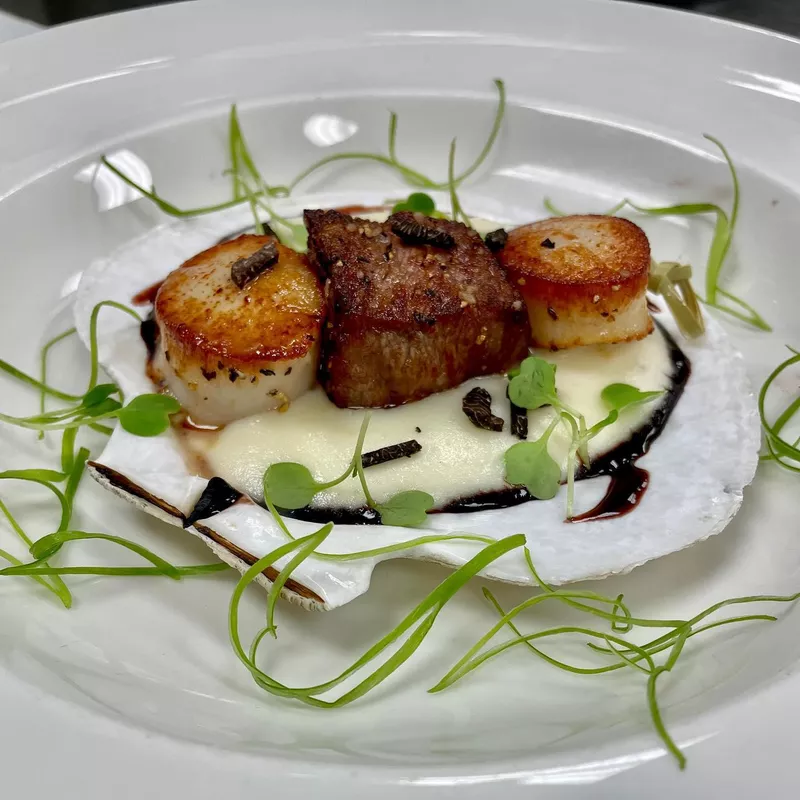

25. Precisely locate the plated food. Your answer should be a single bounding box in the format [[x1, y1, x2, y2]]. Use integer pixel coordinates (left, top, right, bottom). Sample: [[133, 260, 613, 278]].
[[1, 79, 796, 772], [76, 188, 757, 611]]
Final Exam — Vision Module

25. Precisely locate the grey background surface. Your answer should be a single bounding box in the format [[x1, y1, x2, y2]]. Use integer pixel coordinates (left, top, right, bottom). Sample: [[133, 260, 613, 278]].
[[1, 0, 799, 34]]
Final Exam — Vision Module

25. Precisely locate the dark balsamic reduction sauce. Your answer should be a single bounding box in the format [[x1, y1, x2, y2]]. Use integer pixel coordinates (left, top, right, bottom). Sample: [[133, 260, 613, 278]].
[[647, 298, 662, 314], [132, 280, 164, 306], [140, 311, 158, 357], [281, 323, 691, 525], [281, 505, 382, 526], [569, 464, 650, 523], [185, 477, 242, 528]]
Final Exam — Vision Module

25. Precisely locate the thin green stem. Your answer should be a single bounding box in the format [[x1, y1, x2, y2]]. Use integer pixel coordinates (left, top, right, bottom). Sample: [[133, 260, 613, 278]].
[[450, 79, 506, 187], [388, 112, 399, 162], [0, 543, 69, 602], [87, 300, 141, 391], [447, 139, 471, 227], [758, 352, 800, 469], [60, 427, 77, 475], [229, 534, 526, 706], [101, 157, 253, 218], [0, 357, 80, 402], [228, 105, 244, 201], [0, 563, 228, 578], [39, 328, 77, 420], [30, 530, 183, 580]]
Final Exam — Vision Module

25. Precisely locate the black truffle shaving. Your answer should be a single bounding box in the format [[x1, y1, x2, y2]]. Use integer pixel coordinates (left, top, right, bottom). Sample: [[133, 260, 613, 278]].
[[391, 218, 455, 249], [484, 228, 508, 252], [361, 439, 422, 469], [462, 387, 504, 432], [230, 241, 279, 289], [508, 391, 528, 440], [280, 505, 381, 526], [140, 310, 158, 357], [184, 477, 242, 528]]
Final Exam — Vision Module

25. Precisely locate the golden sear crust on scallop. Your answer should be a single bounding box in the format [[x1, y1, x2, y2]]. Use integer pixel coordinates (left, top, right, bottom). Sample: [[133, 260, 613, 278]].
[[501, 215, 650, 285], [155, 235, 323, 365], [498, 215, 653, 349]]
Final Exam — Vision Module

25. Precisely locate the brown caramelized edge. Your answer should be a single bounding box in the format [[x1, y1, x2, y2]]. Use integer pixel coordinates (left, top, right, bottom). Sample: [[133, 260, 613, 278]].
[[500, 215, 651, 286], [155, 235, 324, 364], [88, 462, 323, 603]]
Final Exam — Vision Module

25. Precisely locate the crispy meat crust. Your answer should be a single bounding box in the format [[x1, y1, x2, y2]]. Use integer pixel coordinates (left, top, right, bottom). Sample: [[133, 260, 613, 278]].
[[305, 209, 530, 407]]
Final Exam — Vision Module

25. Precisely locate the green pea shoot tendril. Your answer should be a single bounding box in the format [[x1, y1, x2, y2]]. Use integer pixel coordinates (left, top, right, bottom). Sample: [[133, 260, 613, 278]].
[[545, 135, 770, 334], [758, 348, 800, 472], [289, 79, 506, 193]]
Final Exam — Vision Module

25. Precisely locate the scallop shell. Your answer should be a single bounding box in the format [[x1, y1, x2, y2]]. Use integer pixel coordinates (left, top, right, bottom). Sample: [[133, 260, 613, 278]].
[[74, 199, 760, 611]]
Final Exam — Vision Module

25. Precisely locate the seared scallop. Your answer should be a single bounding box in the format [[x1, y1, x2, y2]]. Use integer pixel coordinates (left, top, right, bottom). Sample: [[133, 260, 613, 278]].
[[152, 235, 324, 425], [497, 215, 653, 349]]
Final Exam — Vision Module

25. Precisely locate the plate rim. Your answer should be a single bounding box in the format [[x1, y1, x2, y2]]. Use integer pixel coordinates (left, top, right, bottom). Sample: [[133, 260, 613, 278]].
[[1, 0, 800, 796]]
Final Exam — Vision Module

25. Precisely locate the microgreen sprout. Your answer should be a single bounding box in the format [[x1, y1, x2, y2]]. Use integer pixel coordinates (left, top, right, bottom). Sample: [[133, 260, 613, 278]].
[[0, 308, 231, 602], [227, 105, 307, 251], [505, 358, 663, 517], [648, 260, 706, 339], [221, 517, 800, 769], [1, 79, 795, 779], [101, 81, 503, 248], [37, 326, 78, 440], [504, 416, 561, 500], [447, 139, 472, 227], [0, 301, 796, 775], [289, 79, 506, 194], [264, 413, 434, 527], [100, 157, 254, 218], [507, 356, 589, 461], [544, 135, 770, 334], [391, 192, 438, 215], [758, 348, 800, 472], [99, 105, 292, 242], [229, 533, 526, 707]]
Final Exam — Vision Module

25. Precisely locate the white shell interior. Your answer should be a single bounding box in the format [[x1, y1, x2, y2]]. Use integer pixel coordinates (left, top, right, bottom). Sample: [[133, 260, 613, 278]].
[[74, 198, 760, 609]]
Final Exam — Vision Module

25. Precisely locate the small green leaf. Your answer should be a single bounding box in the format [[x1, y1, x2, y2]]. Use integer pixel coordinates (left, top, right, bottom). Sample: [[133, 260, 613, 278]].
[[587, 409, 619, 438], [601, 383, 663, 413], [504, 429, 561, 500], [392, 192, 436, 215], [508, 357, 558, 410], [117, 394, 180, 436], [376, 490, 434, 527], [82, 383, 118, 408], [264, 462, 321, 509], [85, 397, 123, 418]]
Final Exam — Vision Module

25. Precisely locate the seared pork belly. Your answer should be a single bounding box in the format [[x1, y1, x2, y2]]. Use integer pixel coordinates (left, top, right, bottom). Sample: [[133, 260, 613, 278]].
[[497, 215, 653, 349], [304, 209, 530, 408], [152, 235, 324, 425]]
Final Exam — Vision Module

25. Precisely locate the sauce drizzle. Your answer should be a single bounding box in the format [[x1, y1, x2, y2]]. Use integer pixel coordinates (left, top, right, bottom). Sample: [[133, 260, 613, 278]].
[[569, 464, 649, 523], [132, 280, 164, 306], [283, 322, 690, 524]]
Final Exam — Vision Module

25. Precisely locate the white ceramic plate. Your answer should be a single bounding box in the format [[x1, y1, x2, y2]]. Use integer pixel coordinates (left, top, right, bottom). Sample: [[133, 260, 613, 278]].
[[1, 1, 800, 797]]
